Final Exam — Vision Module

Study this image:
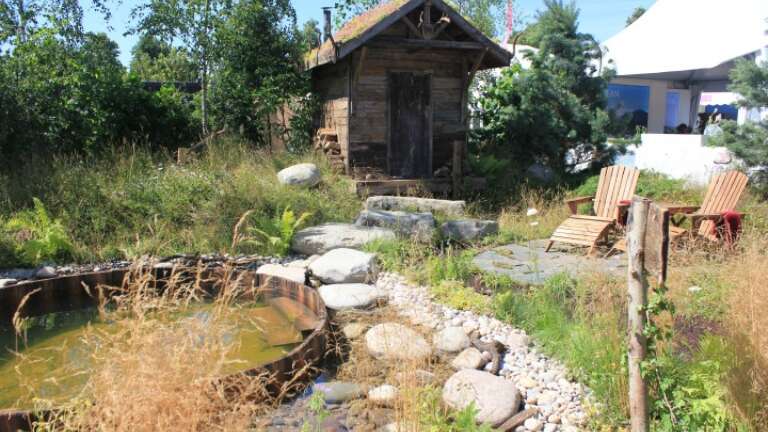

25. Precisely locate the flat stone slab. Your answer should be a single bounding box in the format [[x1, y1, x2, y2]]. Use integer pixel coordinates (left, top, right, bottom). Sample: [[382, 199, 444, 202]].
[[365, 196, 465, 217], [309, 248, 378, 284], [292, 223, 396, 255], [473, 240, 627, 285], [355, 209, 435, 242], [318, 284, 384, 310], [256, 263, 306, 285]]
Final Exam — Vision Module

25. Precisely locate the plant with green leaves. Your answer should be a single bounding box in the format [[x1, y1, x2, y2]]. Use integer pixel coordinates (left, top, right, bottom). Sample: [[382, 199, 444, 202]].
[[300, 391, 330, 432], [4, 198, 75, 265], [476, 0, 616, 182], [233, 207, 312, 257], [710, 58, 768, 188]]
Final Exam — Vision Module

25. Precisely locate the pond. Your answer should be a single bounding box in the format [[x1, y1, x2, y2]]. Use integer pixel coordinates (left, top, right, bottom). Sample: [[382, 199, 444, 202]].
[[0, 301, 306, 410]]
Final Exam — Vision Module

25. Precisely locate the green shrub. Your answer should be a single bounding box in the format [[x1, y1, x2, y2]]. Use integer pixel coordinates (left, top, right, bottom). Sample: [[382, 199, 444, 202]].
[[4, 198, 75, 266], [235, 207, 312, 257], [431, 280, 491, 315], [426, 248, 476, 287]]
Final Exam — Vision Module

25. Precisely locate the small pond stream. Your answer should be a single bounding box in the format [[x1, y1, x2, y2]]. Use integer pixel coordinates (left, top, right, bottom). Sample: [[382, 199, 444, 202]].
[[0, 302, 305, 410]]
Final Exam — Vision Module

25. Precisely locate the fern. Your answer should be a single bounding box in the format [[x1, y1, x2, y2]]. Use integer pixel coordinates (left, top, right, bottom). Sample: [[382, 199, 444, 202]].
[[239, 207, 312, 257], [4, 198, 75, 265]]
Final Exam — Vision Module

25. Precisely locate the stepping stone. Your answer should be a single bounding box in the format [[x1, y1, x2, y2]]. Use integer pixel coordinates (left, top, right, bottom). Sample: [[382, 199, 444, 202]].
[[355, 210, 435, 242], [318, 284, 384, 311], [309, 248, 378, 284], [313, 381, 364, 404], [365, 323, 432, 361], [365, 196, 465, 217], [442, 369, 522, 427], [277, 163, 321, 187], [292, 223, 396, 255], [433, 327, 471, 353], [256, 263, 306, 285]]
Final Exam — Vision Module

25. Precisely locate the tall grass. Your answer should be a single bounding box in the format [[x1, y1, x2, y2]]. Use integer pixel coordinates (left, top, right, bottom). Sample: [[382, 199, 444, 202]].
[[27, 263, 304, 431], [0, 137, 361, 265]]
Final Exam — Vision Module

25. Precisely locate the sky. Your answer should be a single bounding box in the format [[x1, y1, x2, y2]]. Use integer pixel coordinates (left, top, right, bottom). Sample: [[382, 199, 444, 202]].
[[83, 0, 656, 66]]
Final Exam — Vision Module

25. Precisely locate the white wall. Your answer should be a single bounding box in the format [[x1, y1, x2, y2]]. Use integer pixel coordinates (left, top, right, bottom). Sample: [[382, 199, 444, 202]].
[[615, 134, 738, 185], [612, 78, 692, 133]]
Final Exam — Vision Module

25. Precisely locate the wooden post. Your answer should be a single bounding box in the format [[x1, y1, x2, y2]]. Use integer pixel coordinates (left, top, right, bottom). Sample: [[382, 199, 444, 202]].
[[627, 196, 650, 432], [452, 140, 462, 199]]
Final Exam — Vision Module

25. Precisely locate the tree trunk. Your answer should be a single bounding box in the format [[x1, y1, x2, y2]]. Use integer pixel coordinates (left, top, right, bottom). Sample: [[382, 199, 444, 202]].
[[627, 196, 650, 432]]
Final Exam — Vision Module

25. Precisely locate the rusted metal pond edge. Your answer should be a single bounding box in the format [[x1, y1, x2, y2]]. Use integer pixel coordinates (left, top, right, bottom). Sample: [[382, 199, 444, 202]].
[[0, 268, 329, 432]]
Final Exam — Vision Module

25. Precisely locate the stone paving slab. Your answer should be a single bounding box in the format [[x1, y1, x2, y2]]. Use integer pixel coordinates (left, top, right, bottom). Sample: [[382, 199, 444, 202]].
[[473, 240, 627, 285]]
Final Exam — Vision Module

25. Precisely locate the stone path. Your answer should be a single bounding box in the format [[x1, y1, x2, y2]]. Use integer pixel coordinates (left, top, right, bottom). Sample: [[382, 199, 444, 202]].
[[473, 240, 626, 285]]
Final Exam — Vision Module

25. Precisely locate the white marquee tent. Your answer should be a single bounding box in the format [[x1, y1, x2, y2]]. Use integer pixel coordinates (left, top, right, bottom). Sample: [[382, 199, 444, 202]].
[[603, 0, 768, 128]]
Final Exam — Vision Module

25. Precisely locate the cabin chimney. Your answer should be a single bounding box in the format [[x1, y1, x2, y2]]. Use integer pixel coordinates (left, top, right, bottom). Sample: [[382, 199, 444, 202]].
[[323, 7, 332, 42]]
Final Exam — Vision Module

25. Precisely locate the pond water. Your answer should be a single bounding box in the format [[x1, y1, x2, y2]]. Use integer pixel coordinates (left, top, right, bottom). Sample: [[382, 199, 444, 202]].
[[0, 301, 307, 410]]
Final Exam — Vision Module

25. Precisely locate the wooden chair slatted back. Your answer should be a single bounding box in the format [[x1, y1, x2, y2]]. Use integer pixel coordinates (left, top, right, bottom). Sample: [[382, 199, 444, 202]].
[[594, 165, 640, 219], [697, 170, 749, 237]]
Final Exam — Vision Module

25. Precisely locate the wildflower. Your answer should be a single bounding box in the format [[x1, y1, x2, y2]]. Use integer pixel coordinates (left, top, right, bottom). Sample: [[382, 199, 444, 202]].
[[527, 208, 539, 217], [530, 221, 540, 227]]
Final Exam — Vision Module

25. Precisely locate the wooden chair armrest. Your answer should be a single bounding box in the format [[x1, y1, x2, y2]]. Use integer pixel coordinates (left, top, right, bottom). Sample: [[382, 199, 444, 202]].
[[564, 196, 594, 215], [683, 213, 723, 231], [663, 205, 701, 215]]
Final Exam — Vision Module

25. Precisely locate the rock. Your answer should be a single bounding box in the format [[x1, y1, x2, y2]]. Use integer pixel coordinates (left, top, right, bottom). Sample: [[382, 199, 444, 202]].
[[313, 381, 364, 404], [309, 248, 378, 284], [277, 163, 321, 187], [320, 417, 348, 432], [365, 196, 465, 217], [292, 223, 396, 255], [368, 385, 399, 406], [256, 263, 306, 285], [433, 327, 471, 353], [366, 323, 432, 361], [451, 347, 486, 370], [506, 333, 530, 349], [0, 278, 18, 287], [355, 210, 435, 242], [318, 284, 384, 311], [34, 266, 57, 279], [524, 418, 543, 431], [442, 369, 522, 427], [440, 220, 499, 242], [342, 323, 369, 339]]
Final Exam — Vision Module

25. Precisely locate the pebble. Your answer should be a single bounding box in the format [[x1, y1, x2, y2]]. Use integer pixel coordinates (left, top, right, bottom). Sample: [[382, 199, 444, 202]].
[[375, 272, 592, 429]]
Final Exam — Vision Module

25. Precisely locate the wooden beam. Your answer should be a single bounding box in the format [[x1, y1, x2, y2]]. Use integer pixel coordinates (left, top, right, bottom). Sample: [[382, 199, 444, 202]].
[[429, 16, 451, 40], [467, 48, 488, 86], [400, 16, 420, 38], [422, 0, 433, 38], [368, 36, 485, 50]]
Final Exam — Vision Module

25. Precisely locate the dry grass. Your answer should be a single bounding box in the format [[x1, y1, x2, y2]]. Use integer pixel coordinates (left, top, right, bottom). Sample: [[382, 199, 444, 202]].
[[497, 188, 571, 242], [25, 262, 306, 432]]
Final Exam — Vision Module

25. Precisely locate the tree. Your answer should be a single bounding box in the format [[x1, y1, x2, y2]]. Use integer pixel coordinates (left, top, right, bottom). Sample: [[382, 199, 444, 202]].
[[625, 6, 645, 27], [476, 0, 614, 181], [298, 18, 321, 51], [131, 0, 233, 135], [209, 0, 307, 146], [710, 58, 768, 186], [129, 34, 197, 82]]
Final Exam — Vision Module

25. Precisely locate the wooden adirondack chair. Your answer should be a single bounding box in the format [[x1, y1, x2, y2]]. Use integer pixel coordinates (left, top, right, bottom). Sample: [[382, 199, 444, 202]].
[[546, 165, 640, 255], [666, 170, 748, 243]]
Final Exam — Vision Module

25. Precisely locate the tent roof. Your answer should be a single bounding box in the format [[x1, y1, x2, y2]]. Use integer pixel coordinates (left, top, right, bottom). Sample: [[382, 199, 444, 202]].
[[304, 0, 511, 71], [603, 0, 768, 81]]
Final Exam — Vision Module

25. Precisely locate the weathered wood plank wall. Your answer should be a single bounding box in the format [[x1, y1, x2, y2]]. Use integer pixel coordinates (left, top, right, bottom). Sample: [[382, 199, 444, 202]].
[[312, 61, 350, 166], [348, 25, 466, 176]]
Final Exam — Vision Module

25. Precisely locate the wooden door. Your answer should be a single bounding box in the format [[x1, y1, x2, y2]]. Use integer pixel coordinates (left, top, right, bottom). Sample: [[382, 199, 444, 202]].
[[388, 72, 432, 178]]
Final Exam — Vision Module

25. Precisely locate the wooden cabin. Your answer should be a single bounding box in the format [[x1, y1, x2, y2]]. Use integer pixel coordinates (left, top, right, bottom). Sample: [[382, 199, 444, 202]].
[[305, 0, 511, 196]]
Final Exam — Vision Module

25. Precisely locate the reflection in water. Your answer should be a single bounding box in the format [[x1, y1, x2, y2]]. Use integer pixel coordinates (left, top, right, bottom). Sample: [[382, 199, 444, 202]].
[[0, 300, 308, 410]]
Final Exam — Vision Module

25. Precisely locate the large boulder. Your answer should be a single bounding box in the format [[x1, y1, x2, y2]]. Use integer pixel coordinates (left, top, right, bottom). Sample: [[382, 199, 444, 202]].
[[433, 327, 471, 353], [277, 163, 321, 187], [442, 370, 522, 427], [318, 284, 384, 311], [365, 196, 465, 217], [309, 248, 378, 284], [440, 220, 499, 242], [365, 323, 432, 361], [355, 210, 435, 242], [292, 223, 396, 255], [256, 263, 306, 285]]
